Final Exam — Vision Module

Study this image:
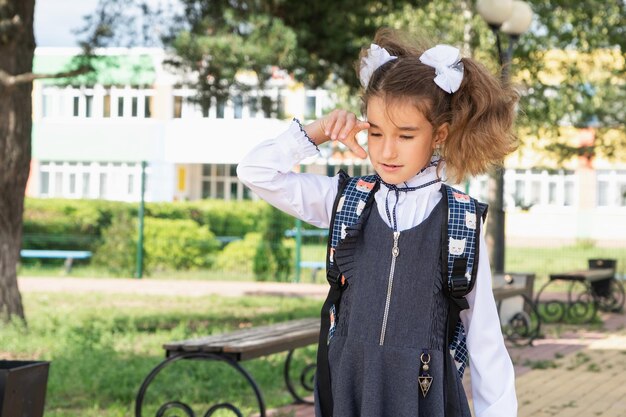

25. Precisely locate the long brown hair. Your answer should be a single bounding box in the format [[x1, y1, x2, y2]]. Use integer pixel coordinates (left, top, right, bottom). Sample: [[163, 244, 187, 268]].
[[358, 28, 519, 183]]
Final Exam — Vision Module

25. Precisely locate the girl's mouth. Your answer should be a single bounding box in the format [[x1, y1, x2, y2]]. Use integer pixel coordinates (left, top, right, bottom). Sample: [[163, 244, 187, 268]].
[[380, 163, 402, 172]]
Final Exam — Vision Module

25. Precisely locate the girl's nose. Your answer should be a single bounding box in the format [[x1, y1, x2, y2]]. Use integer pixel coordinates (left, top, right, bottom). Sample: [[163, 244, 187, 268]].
[[381, 137, 397, 159]]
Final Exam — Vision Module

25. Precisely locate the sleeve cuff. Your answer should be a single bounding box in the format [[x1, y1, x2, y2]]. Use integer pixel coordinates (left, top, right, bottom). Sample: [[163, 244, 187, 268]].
[[287, 117, 320, 156]]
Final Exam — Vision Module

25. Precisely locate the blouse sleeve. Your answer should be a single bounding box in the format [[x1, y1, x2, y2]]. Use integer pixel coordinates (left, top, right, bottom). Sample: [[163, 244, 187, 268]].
[[459, 222, 518, 417], [236, 119, 340, 229]]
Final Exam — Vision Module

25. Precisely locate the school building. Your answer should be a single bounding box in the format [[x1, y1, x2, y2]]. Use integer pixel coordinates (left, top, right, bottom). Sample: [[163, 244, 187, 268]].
[[28, 47, 626, 246]]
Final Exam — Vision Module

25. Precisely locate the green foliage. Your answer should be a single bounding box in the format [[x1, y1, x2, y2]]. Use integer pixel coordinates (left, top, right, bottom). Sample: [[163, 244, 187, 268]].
[[253, 206, 294, 282], [92, 212, 220, 275], [511, 0, 626, 161], [143, 217, 220, 271], [22, 198, 129, 251], [92, 212, 137, 275], [214, 232, 261, 274], [166, 1, 298, 113], [1, 291, 320, 417]]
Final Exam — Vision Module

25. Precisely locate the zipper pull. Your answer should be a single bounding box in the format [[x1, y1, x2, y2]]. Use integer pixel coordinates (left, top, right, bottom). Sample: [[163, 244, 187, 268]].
[[392, 231, 400, 258]]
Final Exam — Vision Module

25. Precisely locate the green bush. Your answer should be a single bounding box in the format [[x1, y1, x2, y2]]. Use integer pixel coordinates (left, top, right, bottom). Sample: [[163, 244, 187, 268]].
[[23, 198, 131, 251], [214, 233, 261, 273], [253, 206, 294, 281], [143, 217, 220, 271], [94, 214, 220, 275]]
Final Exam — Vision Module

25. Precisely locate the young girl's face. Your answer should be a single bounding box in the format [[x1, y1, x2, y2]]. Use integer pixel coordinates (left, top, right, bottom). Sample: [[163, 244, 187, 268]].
[[366, 96, 447, 185]]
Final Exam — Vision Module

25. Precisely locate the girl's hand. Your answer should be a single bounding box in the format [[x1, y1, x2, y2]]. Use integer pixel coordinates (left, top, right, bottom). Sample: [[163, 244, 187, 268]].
[[304, 110, 370, 159]]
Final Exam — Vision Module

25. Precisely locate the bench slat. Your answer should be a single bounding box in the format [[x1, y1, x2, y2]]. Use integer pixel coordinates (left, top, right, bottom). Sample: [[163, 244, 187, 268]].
[[492, 287, 528, 302], [550, 268, 614, 282], [165, 318, 319, 355]]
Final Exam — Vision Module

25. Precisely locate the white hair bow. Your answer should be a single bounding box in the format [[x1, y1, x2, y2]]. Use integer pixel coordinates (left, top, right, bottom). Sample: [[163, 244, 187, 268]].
[[419, 44, 464, 94], [359, 44, 397, 88]]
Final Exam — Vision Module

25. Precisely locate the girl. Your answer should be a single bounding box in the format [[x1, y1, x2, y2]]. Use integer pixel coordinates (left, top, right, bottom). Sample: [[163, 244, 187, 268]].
[[238, 28, 518, 417]]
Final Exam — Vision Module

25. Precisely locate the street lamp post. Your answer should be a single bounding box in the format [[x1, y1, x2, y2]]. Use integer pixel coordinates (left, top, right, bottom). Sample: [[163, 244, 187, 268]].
[[476, 0, 532, 273]]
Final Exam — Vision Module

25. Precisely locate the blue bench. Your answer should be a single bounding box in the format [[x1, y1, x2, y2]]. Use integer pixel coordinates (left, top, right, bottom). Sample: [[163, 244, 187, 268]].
[[20, 249, 92, 273], [299, 261, 325, 282]]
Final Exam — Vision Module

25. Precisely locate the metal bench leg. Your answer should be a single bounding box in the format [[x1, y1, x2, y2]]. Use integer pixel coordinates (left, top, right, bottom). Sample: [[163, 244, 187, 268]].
[[499, 294, 542, 347], [135, 352, 266, 417], [566, 281, 597, 323], [535, 280, 566, 323], [64, 257, 74, 274], [284, 349, 316, 405]]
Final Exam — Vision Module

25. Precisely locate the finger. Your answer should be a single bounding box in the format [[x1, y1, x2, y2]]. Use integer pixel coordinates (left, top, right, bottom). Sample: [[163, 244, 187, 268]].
[[338, 113, 357, 140], [330, 111, 347, 140], [344, 136, 368, 159]]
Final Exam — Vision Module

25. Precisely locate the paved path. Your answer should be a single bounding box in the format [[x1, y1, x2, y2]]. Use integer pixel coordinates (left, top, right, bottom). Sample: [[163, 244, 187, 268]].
[[18, 276, 329, 298], [18, 276, 626, 416]]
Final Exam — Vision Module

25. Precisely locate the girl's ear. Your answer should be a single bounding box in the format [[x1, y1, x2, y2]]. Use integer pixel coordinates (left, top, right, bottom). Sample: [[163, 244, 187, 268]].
[[433, 123, 449, 148]]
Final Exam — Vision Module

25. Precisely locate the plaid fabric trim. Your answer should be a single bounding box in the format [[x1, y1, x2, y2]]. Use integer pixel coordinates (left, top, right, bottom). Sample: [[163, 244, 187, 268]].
[[444, 185, 479, 379], [329, 175, 378, 263]]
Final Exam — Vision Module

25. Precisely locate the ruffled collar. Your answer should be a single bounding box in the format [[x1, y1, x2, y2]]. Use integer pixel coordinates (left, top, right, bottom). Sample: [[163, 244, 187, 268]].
[[377, 157, 443, 192]]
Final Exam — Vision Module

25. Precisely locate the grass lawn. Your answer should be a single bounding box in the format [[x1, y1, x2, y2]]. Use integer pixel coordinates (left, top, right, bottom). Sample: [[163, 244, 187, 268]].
[[1, 292, 321, 417], [17, 243, 626, 288]]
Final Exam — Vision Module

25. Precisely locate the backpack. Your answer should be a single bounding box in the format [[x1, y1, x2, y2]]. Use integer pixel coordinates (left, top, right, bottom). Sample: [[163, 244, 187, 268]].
[[315, 172, 487, 417]]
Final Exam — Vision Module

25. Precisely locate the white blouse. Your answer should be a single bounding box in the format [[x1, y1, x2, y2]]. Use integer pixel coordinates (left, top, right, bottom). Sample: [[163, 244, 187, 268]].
[[237, 120, 517, 417]]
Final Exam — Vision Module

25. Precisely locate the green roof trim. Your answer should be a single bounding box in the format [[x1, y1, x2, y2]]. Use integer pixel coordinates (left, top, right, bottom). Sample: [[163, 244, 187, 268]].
[[33, 54, 156, 86]]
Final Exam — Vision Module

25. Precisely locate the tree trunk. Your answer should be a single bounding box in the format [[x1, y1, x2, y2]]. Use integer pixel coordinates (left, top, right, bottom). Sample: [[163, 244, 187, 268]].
[[0, 0, 36, 322]]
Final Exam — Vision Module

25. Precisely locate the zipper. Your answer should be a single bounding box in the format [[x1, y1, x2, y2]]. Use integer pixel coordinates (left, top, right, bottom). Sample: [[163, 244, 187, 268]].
[[379, 231, 400, 346]]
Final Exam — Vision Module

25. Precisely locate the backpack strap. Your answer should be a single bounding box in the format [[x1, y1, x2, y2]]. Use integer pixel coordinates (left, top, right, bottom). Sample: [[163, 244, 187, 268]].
[[440, 184, 488, 380], [316, 173, 378, 417]]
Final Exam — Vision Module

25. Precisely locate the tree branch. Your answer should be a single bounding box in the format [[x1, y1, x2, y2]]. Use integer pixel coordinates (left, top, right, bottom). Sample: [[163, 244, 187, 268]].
[[0, 66, 91, 87]]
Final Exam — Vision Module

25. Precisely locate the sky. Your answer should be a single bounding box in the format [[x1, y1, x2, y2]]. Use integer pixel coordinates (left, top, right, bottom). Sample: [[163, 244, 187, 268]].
[[34, 0, 176, 47], [34, 0, 101, 47]]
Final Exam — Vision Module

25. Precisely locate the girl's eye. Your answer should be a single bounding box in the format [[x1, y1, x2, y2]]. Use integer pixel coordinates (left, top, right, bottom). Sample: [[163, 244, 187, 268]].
[[369, 132, 382, 137], [399, 135, 414, 140]]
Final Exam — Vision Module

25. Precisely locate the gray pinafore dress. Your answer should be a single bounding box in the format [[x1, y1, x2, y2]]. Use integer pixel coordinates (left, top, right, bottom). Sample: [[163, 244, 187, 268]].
[[315, 198, 472, 417]]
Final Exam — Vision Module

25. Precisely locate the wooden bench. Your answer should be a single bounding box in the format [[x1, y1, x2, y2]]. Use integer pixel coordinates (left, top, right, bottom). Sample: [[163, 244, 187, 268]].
[[299, 261, 325, 282], [537, 259, 624, 323], [135, 318, 320, 417], [20, 249, 92, 273], [492, 273, 541, 346]]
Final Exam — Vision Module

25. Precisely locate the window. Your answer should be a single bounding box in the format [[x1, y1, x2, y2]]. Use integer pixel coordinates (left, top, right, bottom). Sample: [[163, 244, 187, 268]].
[[82, 172, 90, 197], [117, 97, 124, 117], [73, 97, 80, 117], [128, 174, 135, 194], [248, 96, 257, 117], [201, 163, 248, 200], [54, 172, 63, 195], [215, 181, 225, 199], [597, 181, 610, 206], [564, 181, 575, 206], [514, 180, 525, 206], [42, 94, 52, 117], [40, 171, 49, 195], [103, 94, 111, 118], [233, 96, 243, 119], [530, 180, 541, 205], [548, 182, 557, 204], [69, 173, 76, 194], [144, 96, 152, 118], [261, 96, 272, 118], [173, 96, 183, 118], [99, 173, 107, 198], [85, 95, 93, 118], [131, 97, 138, 117], [216, 97, 225, 119], [305, 95, 317, 119]]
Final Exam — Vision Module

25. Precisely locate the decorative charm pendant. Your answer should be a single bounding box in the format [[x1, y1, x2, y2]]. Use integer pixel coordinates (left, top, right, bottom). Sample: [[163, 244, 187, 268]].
[[418, 351, 433, 398]]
